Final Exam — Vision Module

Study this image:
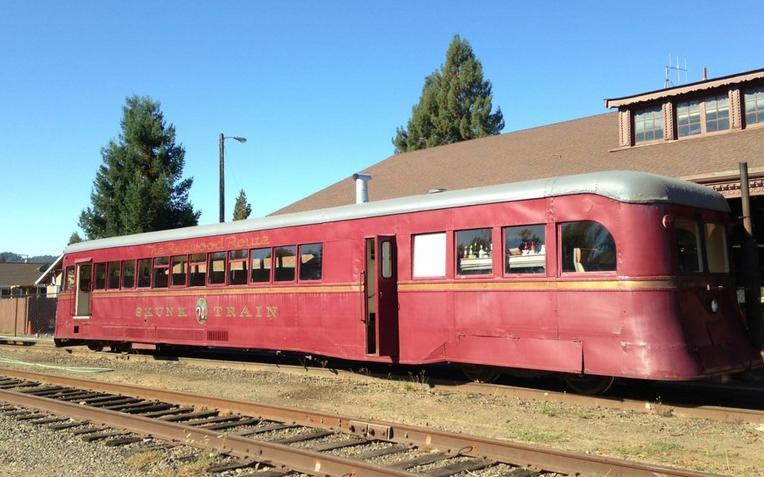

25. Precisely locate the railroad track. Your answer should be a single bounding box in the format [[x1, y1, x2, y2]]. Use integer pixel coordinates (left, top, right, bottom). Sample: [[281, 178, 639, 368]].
[[3, 342, 763, 425], [0, 368, 722, 477]]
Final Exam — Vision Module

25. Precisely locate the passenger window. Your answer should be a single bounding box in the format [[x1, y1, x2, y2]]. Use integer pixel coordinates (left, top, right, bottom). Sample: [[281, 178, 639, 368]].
[[504, 225, 546, 274], [229, 249, 248, 285], [208, 252, 226, 284], [456, 228, 493, 275], [561, 221, 616, 273], [153, 257, 169, 288], [675, 218, 702, 273], [189, 254, 207, 286], [137, 259, 152, 288], [107, 261, 121, 289], [275, 246, 296, 281], [413, 232, 446, 278], [122, 261, 135, 288], [299, 243, 323, 281], [94, 263, 106, 290], [171, 255, 187, 286], [250, 248, 272, 283], [65, 266, 75, 291], [705, 223, 729, 273]]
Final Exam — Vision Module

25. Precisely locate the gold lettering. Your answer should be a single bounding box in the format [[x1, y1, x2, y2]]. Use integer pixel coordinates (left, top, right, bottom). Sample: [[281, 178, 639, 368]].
[[165, 307, 173, 317], [266, 306, 278, 318], [145, 307, 153, 317], [255, 306, 263, 318], [178, 307, 188, 317], [155, 307, 163, 317], [239, 306, 251, 318], [226, 306, 236, 317], [135, 307, 142, 317], [214, 306, 223, 317]]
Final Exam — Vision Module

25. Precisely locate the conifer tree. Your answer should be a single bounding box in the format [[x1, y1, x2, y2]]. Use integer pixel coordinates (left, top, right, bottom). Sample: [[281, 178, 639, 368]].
[[67, 232, 83, 245], [232, 189, 252, 221], [393, 35, 504, 153], [79, 96, 199, 239]]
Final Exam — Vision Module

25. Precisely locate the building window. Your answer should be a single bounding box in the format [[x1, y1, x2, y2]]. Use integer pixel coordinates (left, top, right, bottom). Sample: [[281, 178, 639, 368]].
[[676, 100, 701, 137], [561, 221, 616, 273], [633, 106, 663, 143], [456, 228, 493, 276], [299, 243, 323, 281], [745, 86, 764, 125], [504, 225, 546, 274], [413, 233, 446, 278], [704, 95, 729, 132]]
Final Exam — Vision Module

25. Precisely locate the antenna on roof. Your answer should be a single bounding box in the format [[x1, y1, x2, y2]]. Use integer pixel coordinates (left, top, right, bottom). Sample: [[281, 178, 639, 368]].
[[664, 54, 688, 88]]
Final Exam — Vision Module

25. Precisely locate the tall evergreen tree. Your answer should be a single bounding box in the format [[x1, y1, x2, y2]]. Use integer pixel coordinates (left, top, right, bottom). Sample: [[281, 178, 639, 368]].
[[67, 231, 83, 245], [393, 35, 504, 153], [232, 189, 252, 221], [79, 96, 199, 239]]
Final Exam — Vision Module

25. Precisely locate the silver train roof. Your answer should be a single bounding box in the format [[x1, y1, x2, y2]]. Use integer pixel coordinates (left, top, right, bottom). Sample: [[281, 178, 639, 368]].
[[65, 170, 729, 254]]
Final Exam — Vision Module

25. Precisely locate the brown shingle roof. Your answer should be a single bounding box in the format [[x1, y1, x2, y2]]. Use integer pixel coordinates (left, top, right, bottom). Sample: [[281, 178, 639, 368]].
[[0, 263, 47, 288], [274, 112, 764, 214]]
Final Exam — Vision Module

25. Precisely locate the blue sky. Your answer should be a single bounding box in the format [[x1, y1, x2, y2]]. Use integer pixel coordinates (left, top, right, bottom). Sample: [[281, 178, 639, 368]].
[[1, 0, 761, 256]]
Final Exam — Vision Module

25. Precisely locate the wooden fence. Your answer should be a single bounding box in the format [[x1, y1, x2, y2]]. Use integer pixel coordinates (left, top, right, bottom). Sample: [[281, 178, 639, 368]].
[[0, 296, 56, 336]]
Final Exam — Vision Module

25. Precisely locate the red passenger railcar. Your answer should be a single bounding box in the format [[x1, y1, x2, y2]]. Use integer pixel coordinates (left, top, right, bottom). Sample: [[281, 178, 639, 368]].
[[55, 171, 763, 392]]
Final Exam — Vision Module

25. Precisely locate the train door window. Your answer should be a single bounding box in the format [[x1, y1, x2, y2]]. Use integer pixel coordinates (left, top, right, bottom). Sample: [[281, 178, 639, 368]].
[[171, 255, 188, 287], [250, 248, 272, 283], [122, 260, 135, 288], [189, 254, 207, 286], [208, 252, 226, 285], [94, 263, 106, 290], [456, 228, 493, 276], [64, 266, 75, 291], [674, 218, 703, 273], [380, 242, 392, 279], [504, 224, 546, 274], [704, 223, 729, 273], [299, 243, 323, 281], [153, 257, 169, 288], [275, 246, 296, 281], [561, 221, 616, 273], [107, 261, 121, 289], [413, 232, 446, 278], [229, 250, 248, 285], [137, 259, 151, 288]]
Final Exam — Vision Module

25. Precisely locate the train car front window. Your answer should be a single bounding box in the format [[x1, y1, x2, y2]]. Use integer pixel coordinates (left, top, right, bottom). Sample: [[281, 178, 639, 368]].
[[674, 218, 702, 273], [137, 259, 151, 288], [275, 246, 296, 281], [153, 257, 169, 288], [209, 252, 226, 284], [189, 254, 207, 286], [122, 261, 135, 288], [171, 255, 188, 286], [704, 223, 729, 273], [299, 243, 323, 281], [561, 221, 616, 273], [504, 224, 546, 274], [94, 263, 106, 290], [250, 248, 272, 283], [64, 266, 75, 291], [107, 261, 121, 289], [456, 228, 493, 275]]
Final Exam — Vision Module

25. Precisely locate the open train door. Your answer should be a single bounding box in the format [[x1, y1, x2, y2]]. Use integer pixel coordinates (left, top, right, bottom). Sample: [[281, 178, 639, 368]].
[[74, 262, 92, 317], [364, 236, 399, 359]]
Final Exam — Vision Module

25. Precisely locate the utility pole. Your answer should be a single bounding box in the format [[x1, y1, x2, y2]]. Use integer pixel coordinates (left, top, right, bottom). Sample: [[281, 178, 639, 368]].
[[219, 133, 247, 223]]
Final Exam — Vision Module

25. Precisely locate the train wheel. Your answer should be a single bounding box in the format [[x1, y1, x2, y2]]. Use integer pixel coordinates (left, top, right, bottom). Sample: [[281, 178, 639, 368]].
[[461, 365, 502, 383], [563, 374, 614, 395], [86, 342, 103, 352]]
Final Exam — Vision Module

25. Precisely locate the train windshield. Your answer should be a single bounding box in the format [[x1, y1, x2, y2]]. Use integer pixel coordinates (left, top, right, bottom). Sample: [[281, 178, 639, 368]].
[[674, 218, 730, 273], [704, 222, 729, 273]]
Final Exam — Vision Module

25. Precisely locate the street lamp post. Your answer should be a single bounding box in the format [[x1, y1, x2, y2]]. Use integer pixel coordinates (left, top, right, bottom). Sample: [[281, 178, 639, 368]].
[[219, 133, 247, 223]]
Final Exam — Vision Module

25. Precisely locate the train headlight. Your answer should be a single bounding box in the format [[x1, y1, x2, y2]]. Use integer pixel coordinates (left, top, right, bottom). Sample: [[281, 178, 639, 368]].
[[706, 297, 719, 313]]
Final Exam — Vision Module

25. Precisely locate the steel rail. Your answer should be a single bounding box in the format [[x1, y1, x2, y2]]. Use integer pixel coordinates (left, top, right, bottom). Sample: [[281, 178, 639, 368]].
[[4, 344, 763, 424], [0, 387, 414, 477], [0, 368, 718, 477]]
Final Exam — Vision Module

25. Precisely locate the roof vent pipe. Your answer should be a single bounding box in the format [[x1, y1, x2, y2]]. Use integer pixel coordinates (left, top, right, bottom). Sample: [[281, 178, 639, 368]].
[[352, 173, 372, 204]]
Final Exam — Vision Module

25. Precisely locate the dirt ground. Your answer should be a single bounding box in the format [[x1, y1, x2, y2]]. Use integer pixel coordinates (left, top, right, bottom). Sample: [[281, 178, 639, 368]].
[[0, 346, 761, 476]]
